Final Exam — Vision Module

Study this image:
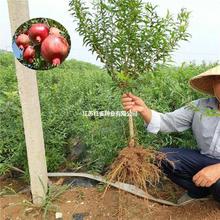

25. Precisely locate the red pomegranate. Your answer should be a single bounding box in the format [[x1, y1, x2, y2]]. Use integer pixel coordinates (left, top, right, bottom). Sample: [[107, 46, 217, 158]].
[[23, 46, 35, 63], [15, 34, 30, 50], [41, 34, 70, 66], [49, 27, 61, 36], [28, 23, 49, 43]]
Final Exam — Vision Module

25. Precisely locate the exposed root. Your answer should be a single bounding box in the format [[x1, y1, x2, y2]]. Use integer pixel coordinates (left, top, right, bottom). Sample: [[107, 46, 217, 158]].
[[102, 145, 167, 198]]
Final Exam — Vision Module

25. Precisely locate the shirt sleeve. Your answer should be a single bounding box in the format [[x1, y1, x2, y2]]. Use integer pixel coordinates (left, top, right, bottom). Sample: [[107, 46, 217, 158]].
[[144, 100, 199, 134]]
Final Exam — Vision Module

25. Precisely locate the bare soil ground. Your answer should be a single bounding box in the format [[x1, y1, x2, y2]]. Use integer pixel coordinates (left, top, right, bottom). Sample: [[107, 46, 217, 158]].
[[1, 178, 220, 220]]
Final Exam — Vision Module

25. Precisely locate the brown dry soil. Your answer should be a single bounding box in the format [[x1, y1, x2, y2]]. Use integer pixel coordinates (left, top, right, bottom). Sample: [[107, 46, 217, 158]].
[[0, 178, 220, 220]]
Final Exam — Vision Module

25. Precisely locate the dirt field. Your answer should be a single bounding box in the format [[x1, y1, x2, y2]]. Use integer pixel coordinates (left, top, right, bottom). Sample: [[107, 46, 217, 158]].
[[1, 178, 220, 220]]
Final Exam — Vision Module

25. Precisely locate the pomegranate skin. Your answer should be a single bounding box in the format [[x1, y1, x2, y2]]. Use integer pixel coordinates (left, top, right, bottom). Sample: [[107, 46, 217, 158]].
[[23, 46, 35, 63], [28, 23, 49, 43], [15, 34, 30, 50], [49, 27, 61, 36], [41, 34, 70, 66]]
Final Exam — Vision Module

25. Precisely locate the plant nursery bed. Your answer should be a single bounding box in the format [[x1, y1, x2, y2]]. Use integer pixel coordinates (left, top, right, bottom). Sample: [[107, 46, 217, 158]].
[[0, 178, 220, 220]]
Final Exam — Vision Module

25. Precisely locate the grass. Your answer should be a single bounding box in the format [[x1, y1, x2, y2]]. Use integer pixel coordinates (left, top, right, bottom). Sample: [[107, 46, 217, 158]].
[[0, 50, 219, 178], [0, 186, 17, 196], [22, 184, 69, 219], [0, 179, 69, 219]]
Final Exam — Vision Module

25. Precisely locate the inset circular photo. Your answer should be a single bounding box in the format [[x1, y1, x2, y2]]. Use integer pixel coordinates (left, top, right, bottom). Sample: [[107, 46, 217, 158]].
[[12, 18, 71, 70]]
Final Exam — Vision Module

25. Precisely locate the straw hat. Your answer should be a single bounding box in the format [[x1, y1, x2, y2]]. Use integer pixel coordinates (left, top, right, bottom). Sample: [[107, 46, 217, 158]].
[[189, 65, 220, 96]]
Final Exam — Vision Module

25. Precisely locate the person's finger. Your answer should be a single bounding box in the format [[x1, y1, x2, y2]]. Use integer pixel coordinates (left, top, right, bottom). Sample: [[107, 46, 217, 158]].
[[192, 173, 200, 182], [199, 179, 209, 187], [205, 181, 214, 187], [123, 102, 134, 107], [124, 105, 133, 111], [128, 92, 139, 100], [194, 177, 202, 186], [122, 93, 129, 98], [194, 176, 204, 187], [131, 106, 140, 112], [192, 173, 200, 183], [134, 99, 144, 106], [122, 97, 132, 102]]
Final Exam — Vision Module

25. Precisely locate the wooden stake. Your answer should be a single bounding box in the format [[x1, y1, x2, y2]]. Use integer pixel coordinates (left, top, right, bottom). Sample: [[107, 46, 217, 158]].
[[7, 0, 48, 205]]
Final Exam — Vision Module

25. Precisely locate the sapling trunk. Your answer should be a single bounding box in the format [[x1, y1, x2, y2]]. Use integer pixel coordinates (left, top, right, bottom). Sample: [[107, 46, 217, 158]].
[[128, 110, 135, 148]]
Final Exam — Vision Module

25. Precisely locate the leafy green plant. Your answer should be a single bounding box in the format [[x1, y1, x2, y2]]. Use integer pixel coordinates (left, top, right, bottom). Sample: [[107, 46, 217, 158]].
[[69, 0, 191, 147], [0, 51, 218, 176], [22, 183, 69, 219]]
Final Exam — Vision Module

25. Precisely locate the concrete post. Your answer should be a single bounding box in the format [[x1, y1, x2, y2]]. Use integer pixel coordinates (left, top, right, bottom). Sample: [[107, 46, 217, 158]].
[[7, 0, 48, 205]]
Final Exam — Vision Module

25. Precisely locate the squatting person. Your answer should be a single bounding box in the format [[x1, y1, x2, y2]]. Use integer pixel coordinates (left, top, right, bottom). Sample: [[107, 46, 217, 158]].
[[121, 65, 220, 205]]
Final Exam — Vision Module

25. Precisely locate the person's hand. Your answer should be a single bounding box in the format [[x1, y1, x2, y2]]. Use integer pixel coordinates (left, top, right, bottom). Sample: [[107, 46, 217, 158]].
[[121, 92, 147, 113], [193, 163, 220, 187], [121, 92, 152, 124]]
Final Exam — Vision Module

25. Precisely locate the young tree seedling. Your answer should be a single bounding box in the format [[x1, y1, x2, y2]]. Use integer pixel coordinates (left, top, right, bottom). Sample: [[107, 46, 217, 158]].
[[69, 0, 190, 192]]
